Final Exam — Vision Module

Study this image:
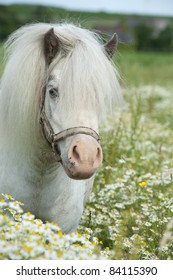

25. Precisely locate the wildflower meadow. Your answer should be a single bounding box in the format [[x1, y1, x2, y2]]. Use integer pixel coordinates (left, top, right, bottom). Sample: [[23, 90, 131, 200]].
[[1, 47, 173, 259]]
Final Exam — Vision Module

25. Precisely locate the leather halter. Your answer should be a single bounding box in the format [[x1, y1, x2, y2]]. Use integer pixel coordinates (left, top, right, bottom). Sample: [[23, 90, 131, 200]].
[[39, 89, 100, 162]]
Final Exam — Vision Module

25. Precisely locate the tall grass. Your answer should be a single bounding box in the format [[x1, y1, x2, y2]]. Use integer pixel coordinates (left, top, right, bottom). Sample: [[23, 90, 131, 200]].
[[115, 48, 173, 87], [0, 44, 5, 77], [81, 84, 173, 259]]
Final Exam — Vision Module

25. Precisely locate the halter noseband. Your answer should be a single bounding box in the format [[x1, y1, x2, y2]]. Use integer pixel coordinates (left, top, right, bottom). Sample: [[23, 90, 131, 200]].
[[39, 90, 100, 162]]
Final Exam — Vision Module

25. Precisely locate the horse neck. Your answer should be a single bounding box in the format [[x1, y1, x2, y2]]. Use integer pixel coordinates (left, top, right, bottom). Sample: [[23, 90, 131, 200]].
[[0, 121, 59, 179]]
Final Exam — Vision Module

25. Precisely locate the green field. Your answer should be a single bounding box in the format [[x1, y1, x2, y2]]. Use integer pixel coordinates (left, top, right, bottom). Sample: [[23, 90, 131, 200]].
[[116, 49, 173, 87], [1, 42, 173, 259]]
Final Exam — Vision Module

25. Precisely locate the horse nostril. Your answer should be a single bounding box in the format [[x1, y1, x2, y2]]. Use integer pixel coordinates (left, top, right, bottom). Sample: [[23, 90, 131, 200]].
[[96, 147, 101, 159], [72, 145, 80, 161]]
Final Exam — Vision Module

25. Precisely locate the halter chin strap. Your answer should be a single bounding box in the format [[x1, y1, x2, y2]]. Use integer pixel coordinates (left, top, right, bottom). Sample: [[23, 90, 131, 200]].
[[39, 92, 100, 162]]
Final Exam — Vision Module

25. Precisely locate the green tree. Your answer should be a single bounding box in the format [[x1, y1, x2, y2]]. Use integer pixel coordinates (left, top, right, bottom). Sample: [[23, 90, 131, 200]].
[[0, 5, 20, 41], [134, 24, 153, 51], [155, 25, 173, 51]]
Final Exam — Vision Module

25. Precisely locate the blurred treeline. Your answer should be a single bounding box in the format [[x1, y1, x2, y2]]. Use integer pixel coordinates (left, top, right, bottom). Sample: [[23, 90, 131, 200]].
[[0, 4, 173, 52], [135, 23, 173, 52]]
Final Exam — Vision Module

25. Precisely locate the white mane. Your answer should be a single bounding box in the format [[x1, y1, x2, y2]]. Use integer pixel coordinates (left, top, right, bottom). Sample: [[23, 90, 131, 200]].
[[0, 24, 121, 146]]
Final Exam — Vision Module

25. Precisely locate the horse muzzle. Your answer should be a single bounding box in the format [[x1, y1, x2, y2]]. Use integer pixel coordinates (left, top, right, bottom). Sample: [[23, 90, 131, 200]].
[[63, 136, 103, 180]]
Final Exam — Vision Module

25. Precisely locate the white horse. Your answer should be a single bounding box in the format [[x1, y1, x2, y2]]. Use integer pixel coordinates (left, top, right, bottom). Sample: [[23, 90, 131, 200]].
[[0, 23, 121, 233]]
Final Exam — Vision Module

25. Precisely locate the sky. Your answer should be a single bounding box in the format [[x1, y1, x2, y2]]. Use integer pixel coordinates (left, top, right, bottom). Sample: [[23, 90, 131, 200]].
[[0, 0, 173, 17]]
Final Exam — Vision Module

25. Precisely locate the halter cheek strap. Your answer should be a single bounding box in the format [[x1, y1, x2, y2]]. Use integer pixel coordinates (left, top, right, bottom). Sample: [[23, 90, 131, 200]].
[[39, 91, 100, 162]]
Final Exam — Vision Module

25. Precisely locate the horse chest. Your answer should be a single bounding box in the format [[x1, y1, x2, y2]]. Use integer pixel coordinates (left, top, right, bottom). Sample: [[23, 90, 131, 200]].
[[34, 171, 88, 233]]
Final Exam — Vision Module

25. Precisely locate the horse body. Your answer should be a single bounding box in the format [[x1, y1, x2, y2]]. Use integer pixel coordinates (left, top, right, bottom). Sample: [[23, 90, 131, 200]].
[[0, 23, 121, 233]]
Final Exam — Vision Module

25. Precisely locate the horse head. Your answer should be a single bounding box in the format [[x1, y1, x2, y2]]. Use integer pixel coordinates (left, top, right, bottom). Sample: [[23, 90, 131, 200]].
[[40, 27, 118, 180]]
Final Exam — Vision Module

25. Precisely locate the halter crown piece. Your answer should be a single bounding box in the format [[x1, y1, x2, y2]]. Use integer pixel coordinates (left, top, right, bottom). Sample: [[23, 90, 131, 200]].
[[39, 89, 100, 162]]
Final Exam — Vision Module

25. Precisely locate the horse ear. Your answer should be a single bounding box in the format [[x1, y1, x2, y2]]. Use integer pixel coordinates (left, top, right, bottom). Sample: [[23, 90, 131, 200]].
[[104, 33, 118, 59], [44, 28, 60, 65]]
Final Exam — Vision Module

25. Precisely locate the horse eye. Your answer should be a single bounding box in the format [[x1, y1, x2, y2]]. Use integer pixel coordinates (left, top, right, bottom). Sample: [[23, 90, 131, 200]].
[[49, 88, 59, 98]]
